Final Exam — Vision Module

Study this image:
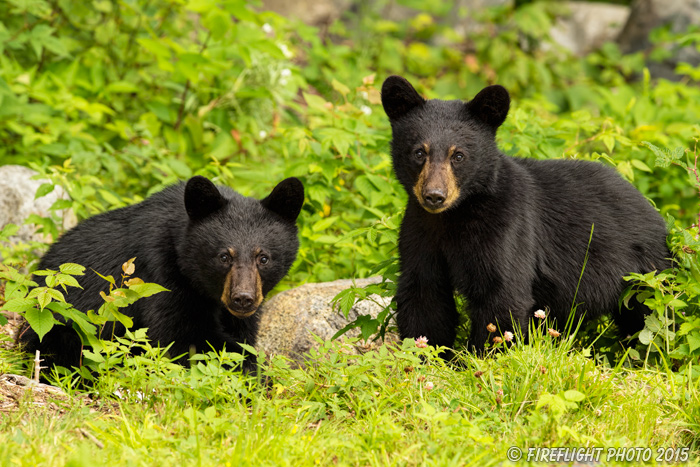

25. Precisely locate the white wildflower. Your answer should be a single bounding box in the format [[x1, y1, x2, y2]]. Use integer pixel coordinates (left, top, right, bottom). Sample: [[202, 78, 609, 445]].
[[278, 43, 293, 58]]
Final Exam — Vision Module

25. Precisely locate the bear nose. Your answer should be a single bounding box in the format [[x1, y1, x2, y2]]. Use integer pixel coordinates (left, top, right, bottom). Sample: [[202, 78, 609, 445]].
[[423, 189, 446, 209], [232, 292, 255, 311]]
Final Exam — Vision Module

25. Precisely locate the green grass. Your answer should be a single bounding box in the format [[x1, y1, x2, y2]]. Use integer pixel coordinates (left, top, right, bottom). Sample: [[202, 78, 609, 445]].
[[1, 1, 700, 464], [1, 328, 698, 466]]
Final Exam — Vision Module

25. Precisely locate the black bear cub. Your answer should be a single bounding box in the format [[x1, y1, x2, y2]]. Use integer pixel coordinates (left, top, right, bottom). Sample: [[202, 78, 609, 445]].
[[381, 75, 670, 351], [19, 175, 304, 372]]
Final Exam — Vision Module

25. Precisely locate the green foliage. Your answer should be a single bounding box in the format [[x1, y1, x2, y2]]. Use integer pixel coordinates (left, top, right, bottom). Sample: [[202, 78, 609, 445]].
[[311, 3, 700, 375], [2, 334, 698, 465], [2, 0, 699, 288], [621, 223, 700, 365], [0, 258, 166, 369], [1, 0, 700, 461]]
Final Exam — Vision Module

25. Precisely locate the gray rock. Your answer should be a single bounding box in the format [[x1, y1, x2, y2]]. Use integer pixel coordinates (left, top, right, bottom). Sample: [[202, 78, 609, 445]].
[[0, 165, 76, 248], [259, 0, 352, 26], [617, 0, 700, 80], [256, 277, 397, 364], [259, 0, 511, 29], [549, 2, 630, 56]]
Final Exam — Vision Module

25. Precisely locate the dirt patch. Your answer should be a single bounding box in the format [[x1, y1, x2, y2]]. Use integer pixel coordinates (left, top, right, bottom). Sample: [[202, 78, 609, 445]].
[[0, 312, 105, 415], [1, 310, 22, 350], [0, 373, 75, 414]]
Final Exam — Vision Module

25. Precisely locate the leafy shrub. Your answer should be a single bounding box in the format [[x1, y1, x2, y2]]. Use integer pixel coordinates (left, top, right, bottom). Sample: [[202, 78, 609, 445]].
[[1, 0, 700, 374]]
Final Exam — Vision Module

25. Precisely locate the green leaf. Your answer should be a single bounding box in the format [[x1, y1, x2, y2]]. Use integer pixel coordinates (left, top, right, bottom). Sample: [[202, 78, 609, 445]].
[[203, 8, 232, 40], [36, 289, 51, 309], [331, 79, 350, 97], [616, 161, 634, 181], [35, 182, 55, 199], [642, 141, 684, 168], [303, 92, 328, 112], [137, 38, 171, 58], [128, 283, 169, 298], [630, 159, 652, 173], [332, 321, 359, 340], [602, 134, 615, 153], [93, 270, 116, 286], [185, 0, 218, 13], [678, 321, 700, 336], [55, 274, 82, 289], [627, 347, 641, 360], [105, 81, 141, 94], [639, 328, 653, 345], [688, 332, 700, 353], [238, 342, 257, 356], [50, 199, 72, 210], [99, 189, 123, 207], [332, 288, 357, 316], [99, 303, 134, 329], [59, 263, 86, 276], [32, 269, 56, 276], [24, 307, 58, 342], [82, 349, 105, 363], [46, 288, 65, 303], [563, 390, 585, 402], [0, 223, 19, 240], [644, 314, 663, 333], [357, 314, 380, 341], [668, 298, 688, 309], [311, 216, 338, 232], [2, 298, 37, 313]]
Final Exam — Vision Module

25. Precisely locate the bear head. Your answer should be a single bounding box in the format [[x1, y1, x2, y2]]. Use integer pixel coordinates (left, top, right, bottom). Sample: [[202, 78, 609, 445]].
[[179, 176, 304, 318], [381, 75, 510, 214]]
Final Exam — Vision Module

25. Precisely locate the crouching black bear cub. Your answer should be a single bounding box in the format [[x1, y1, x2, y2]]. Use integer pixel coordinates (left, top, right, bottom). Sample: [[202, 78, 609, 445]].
[[19, 175, 304, 372], [381, 75, 671, 351]]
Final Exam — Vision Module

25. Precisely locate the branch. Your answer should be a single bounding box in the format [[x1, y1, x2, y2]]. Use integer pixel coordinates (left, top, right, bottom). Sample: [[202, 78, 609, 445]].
[[174, 31, 211, 131]]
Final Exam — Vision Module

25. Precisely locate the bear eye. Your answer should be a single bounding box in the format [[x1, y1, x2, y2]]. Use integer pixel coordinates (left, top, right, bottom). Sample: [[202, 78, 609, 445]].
[[219, 253, 231, 264], [258, 254, 269, 265], [453, 152, 465, 163], [414, 149, 426, 161]]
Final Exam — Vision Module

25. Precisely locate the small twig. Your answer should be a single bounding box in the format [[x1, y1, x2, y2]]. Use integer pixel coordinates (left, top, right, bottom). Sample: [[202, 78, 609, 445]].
[[119, 14, 143, 79], [173, 81, 191, 131], [174, 32, 211, 130], [691, 145, 700, 228], [674, 142, 700, 228], [78, 428, 104, 449], [33, 350, 43, 383]]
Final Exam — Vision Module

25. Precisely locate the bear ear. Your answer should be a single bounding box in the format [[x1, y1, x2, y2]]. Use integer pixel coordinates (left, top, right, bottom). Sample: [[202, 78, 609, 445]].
[[184, 176, 227, 221], [261, 177, 305, 223], [464, 85, 510, 129], [381, 75, 426, 121]]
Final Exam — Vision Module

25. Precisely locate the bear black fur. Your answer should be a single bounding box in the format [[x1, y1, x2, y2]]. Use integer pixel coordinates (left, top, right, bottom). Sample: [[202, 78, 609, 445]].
[[18, 176, 304, 372], [381, 75, 671, 351]]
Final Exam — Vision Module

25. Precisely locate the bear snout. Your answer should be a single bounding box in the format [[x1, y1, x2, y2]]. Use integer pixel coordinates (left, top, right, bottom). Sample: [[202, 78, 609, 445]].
[[413, 158, 460, 214], [422, 187, 446, 209], [231, 292, 255, 312], [221, 265, 264, 318]]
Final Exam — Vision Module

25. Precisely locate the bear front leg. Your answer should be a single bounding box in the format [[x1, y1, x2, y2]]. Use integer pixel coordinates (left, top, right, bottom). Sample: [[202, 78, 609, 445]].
[[467, 294, 533, 352], [395, 245, 458, 350]]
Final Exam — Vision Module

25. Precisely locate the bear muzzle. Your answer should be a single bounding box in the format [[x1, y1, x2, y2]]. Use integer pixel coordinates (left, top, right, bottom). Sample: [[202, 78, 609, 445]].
[[413, 159, 461, 214], [221, 265, 264, 318]]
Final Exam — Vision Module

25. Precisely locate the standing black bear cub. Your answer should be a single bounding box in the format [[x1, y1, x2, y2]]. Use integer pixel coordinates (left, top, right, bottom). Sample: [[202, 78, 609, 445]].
[[19, 176, 304, 372], [381, 75, 670, 351]]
